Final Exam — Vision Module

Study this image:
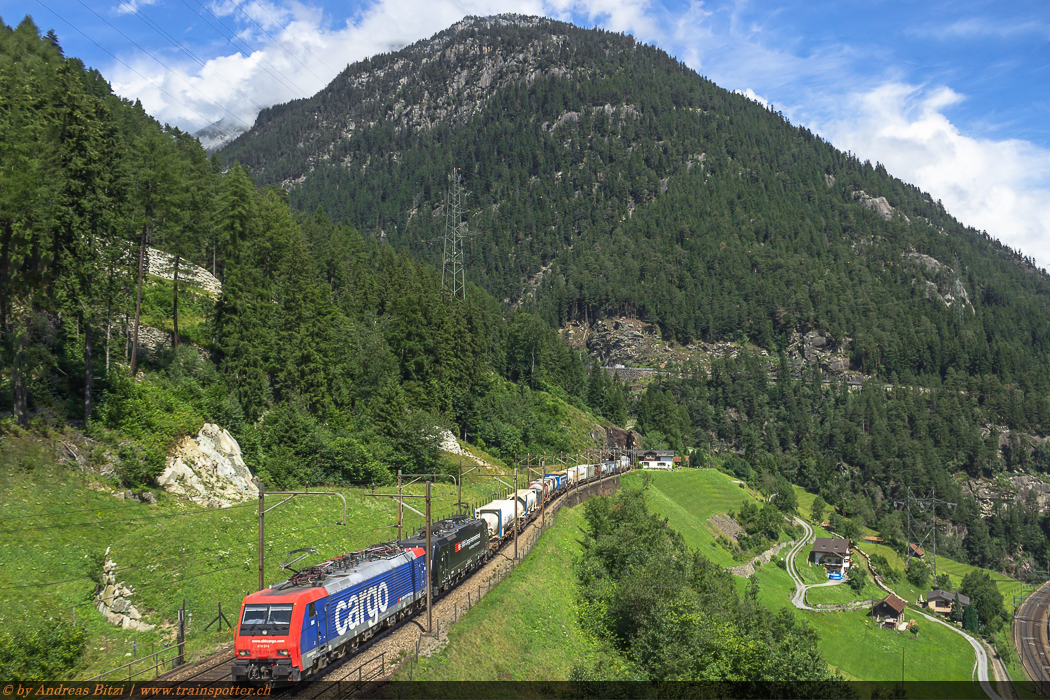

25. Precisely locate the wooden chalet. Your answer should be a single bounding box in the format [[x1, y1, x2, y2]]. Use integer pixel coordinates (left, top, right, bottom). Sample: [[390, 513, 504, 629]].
[[907, 543, 926, 559], [872, 593, 907, 629], [809, 537, 852, 571], [639, 450, 674, 470]]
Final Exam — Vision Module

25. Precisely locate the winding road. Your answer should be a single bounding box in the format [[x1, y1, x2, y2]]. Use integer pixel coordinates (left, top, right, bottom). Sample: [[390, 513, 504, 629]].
[[785, 517, 1006, 699]]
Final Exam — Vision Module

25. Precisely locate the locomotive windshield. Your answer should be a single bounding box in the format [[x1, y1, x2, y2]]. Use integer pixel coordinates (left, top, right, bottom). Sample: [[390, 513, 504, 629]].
[[239, 604, 295, 636]]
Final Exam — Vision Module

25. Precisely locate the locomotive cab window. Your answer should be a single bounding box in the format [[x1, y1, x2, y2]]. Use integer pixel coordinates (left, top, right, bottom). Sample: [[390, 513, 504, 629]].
[[241, 605, 268, 626], [239, 604, 294, 636], [308, 602, 316, 618], [267, 605, 294, 625]]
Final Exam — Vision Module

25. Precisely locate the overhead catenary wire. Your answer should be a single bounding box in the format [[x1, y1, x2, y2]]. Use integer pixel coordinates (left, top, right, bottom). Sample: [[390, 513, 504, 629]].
[[0, 500, 258, 535]]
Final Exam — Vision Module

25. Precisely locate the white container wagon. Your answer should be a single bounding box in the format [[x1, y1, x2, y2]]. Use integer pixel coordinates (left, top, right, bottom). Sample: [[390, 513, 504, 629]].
[[513, 489, 538, 515], [475, 500, 517, 539]]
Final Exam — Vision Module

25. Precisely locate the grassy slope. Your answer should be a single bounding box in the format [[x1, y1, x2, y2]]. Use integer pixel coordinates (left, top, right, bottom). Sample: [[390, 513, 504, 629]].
[[854, 541, 1019, 604], [0, 435, 513, 680], [400, 504, 592, 681], [620, 469, 775, 567], [643, 470, 985, 688]]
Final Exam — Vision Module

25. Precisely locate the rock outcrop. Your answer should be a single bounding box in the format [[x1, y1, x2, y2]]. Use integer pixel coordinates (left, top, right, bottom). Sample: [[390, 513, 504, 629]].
[[966, 475, 1050, 517], [437, 428, 469, 456], [158, 424, 258, 508], [95, 551, 153, 632], [604, 424, 643, 450], [146, 247, 221, 295], [903, 251, 973, 311], [852, 190, 907, 223]]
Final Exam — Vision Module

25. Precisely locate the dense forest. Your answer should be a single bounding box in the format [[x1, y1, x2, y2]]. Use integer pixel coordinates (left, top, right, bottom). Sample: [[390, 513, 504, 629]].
[[0, 17, 630, 492], [222, 15, 1050, 393], [219, 15, 1050, 579]]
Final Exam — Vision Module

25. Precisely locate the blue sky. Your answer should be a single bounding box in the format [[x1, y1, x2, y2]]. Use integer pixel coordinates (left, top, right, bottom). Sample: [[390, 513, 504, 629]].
[[7, 0, 1050, 267]]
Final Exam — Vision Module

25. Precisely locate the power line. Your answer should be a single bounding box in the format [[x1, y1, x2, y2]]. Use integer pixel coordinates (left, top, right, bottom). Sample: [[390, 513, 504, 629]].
[[32, 0, 222, 129], [69, 0, 253, 130], [128, 5, 269, 115], [235, 1, 338, 77], [224, 1, 329, 87], [180, 0, 308, 101], [0, 501, 257, 535]]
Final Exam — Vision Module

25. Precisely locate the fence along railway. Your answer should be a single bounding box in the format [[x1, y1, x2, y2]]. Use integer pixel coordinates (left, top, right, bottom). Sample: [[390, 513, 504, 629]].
[[99, 461, 627, 692]]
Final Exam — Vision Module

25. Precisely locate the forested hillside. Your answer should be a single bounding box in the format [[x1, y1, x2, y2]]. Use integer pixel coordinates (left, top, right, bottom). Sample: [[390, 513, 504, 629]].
[[220, 15, 1050, 579], [221, 14, 1050, 391], [0, 16, 621, 493]]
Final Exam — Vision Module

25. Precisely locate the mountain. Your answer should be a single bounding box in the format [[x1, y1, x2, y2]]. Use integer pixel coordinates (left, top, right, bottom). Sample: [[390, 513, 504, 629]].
[[193, 117, 248, 153], [219, 14, 1050, 392], [217, 15, 1050, 580]]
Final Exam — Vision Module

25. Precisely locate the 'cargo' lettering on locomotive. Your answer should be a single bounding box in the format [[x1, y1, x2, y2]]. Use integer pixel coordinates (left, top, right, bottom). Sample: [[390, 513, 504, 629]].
[[334, 582, 391, 635]]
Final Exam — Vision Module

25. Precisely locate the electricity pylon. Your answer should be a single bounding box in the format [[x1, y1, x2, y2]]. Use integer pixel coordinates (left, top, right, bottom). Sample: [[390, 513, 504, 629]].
[[442, 169, 467, 300]]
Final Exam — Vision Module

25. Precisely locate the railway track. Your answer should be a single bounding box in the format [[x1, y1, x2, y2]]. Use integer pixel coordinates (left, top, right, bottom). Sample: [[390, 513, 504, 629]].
[[1014, 579, 1050, 695], [142, 474, 621, 694]]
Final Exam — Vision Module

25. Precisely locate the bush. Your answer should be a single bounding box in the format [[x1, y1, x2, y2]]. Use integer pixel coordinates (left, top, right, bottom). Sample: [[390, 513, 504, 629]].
[[848, 565, 868, 591], [906, 558, 930, 588], [0, 622, 87, 680]]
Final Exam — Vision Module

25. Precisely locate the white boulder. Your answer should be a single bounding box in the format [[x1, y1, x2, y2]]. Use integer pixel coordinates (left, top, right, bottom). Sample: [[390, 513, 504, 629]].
[[158, 424, 259, 508], [437, 428, 468, 456]]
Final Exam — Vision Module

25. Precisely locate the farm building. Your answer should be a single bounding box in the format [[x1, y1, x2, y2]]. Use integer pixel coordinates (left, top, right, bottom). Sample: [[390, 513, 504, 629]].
[[809, 538, 852, 572], [872, 593, 907, 630], [907, 543, 926, 559], [924, 589, 970, 614], [639, 450, 675, 470]]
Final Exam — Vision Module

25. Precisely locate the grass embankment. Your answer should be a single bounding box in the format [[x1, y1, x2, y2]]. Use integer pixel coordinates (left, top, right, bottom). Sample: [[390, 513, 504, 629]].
[[621, 469, 782, 567], [0, 435, 511, 680], [399, 504, 592, 681]]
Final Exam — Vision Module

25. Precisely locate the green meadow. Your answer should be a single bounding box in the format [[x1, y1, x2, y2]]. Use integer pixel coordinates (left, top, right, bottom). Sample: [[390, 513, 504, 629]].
[[0, 435, 510, 680], [397, 504, 593, 681], [621, 469, 784, 567]]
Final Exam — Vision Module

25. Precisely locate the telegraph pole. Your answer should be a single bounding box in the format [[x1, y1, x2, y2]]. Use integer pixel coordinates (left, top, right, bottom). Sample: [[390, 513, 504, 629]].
[[514, 467, 519, 560], [426, 481, 432, 634]]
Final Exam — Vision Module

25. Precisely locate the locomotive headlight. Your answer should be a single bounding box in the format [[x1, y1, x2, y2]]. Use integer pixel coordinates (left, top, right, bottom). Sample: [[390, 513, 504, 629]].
[[238, 650, 250, 656], [277, 649, 289, 656]]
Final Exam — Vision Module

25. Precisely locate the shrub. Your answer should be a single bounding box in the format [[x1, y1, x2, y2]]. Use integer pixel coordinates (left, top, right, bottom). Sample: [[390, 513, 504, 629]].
[[0, 622, 87, 680]]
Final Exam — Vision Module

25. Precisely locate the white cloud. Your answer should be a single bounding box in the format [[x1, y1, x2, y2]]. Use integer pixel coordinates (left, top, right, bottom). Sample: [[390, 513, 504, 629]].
[[815, 82, 1050, 268], [734, 87, 768, 107], [114, 0, 158, 16], [111, 0, 619, 131]]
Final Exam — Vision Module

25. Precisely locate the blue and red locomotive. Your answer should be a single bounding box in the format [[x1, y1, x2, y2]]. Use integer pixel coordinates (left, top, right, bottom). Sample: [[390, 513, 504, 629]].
[[232, 515, 488, 682]]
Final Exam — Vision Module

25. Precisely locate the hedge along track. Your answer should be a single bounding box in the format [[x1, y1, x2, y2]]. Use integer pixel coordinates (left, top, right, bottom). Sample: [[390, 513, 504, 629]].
[[145, 474, 624, 695]]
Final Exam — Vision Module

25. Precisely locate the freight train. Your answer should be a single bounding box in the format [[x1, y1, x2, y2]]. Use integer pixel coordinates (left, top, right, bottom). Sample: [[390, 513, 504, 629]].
[[232, 457, 629, 682]]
